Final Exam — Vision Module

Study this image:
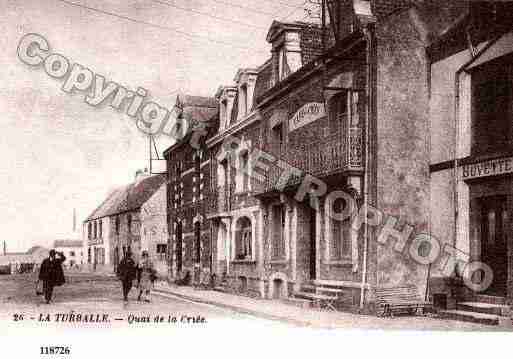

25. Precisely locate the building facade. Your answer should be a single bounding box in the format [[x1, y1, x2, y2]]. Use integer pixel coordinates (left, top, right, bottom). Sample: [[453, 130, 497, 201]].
[[84, 171, 166, 273], [165, 0, 508, 312], [140, 176, 168, 276], [428, 3, 513, 305], [53, 240, 84, 268], [164, 96, 218, 281]]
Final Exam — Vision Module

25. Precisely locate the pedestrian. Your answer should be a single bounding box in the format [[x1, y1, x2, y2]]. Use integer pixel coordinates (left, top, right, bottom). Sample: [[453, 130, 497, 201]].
[[116, 250, 136, 304], [137, 250, 156, 303], [38, 250, 66, 304]]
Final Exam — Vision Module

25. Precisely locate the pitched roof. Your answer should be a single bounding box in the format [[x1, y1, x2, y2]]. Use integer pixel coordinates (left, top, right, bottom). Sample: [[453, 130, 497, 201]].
[[53, 240, 83, 248], [26, 246, 48, 254], [163, 95, 219, 156], [85, 174, 166, 222]]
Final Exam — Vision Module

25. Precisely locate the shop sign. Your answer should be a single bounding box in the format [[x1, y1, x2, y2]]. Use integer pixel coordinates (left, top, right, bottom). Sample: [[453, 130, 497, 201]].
[[461, 157, 513, 180], [288, 102, 325, 131]]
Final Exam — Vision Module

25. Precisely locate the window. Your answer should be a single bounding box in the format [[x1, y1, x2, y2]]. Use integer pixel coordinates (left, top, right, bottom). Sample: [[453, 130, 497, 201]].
[[218, 159, 229, 188], [240, 84, 248, 117], [175, 162, 182, 179], [93, 221, 97, 239], [235, 217, 252, 260], [127, 214, 132, 234], [88, 222, 92, 239], [194, 222, 201, 263], [87, 247, 91, 263], [236, 150, 250, 193], [157, 244, 167, 261], [271, 123, 284, 154], [115, 216, 120, 235], [157, 244, 167, 253], [241, 151, 249, 192], [220, 99, 228, 129], [329, 91, 348, 127], [329, 198, 351, 260], [472, 55, 513, 155], [278, 47, 290, 81], [70, 251, 75, 257], [99, 220, 102, 238], [271, 205, 286, 260]]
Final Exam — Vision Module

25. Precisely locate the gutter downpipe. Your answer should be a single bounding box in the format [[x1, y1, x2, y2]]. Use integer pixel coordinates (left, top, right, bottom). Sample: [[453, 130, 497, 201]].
[[360, 23, 374, 310]]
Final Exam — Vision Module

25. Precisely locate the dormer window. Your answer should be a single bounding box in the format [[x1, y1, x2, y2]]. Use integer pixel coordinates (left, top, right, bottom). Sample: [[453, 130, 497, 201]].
[[220, 99, 228, 128], [266, 22, 303, 84], [234, 69, 258, 122], [217, 86, 237, 130], [240, 84, 248, 117], [278, 47, 289, 81]]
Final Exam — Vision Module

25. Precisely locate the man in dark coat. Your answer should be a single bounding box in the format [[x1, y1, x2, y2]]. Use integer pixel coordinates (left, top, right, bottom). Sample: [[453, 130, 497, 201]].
[[116, 250, 137, 304], [38, 249, 66, 304]]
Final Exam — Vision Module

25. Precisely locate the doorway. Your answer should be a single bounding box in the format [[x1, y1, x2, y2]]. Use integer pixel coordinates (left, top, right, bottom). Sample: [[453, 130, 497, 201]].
[[480, 195, 508, 296], [176, 222, 183, 273]]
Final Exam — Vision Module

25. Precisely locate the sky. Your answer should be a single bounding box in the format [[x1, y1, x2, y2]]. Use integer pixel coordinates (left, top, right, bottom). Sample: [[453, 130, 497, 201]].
[[0, 0, 310, 252]]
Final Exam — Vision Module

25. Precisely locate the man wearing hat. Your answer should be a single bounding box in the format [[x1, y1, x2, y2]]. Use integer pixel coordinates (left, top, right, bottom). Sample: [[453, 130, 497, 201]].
[[38, 249, 66, 304], [117, 250, 137, 304]]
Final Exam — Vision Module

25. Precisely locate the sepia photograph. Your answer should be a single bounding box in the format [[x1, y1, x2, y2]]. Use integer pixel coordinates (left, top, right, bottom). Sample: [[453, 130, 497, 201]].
[[1, 0, 513, 357]]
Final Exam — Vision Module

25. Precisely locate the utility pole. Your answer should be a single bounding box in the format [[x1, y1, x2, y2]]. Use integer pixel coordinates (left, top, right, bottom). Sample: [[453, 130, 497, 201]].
[[149, 135, 153, 175]]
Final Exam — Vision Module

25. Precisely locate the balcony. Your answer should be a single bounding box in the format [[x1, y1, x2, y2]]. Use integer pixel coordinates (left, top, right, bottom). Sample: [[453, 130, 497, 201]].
[[255, 127, 363, 196]]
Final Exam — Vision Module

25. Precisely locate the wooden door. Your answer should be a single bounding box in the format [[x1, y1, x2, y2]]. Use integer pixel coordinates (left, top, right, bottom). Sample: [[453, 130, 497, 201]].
[[480, 195, 508, 296]]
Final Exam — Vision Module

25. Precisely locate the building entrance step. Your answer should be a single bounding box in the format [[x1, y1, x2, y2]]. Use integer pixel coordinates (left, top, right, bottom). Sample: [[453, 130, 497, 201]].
[[438, 309, 505, 326], [457, 302, 511, 316]]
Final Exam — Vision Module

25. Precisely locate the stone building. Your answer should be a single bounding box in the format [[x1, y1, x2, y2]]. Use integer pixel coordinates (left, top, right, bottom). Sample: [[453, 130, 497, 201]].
[[83, 170, 166, 273], [165, 1, 507, 312], [164, 96, 218, 280], [53, 240, 84, 268], [427, 2, 513, 309], [140, 176, 168, 276]]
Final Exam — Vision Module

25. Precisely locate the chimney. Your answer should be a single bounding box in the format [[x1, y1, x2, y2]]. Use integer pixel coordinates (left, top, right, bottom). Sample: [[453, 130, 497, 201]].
[[2, 241, 6, 256], [73, 208, 77, 233]]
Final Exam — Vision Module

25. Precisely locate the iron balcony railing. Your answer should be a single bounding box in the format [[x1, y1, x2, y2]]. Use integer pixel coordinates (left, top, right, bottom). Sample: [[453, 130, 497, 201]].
[[255, 127, 363, 195]]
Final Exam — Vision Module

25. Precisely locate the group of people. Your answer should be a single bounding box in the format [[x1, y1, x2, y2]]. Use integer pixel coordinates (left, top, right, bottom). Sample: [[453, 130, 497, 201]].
[[37, 249, 156, 305], [117, 250, 157, 304]]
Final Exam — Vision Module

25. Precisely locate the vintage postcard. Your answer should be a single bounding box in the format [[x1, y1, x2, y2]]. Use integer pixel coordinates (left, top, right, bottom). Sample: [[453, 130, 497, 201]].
[[1, 0, 513, 357]]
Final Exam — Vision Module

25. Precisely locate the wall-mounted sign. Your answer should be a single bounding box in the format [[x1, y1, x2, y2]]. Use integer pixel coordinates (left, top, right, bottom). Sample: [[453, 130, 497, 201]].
[[461, 156, 513, 180], [288, 102, 325, 132]]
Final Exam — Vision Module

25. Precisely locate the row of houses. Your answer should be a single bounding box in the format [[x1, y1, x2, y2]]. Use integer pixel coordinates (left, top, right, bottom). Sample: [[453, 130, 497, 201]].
[[85, 0, 513, 312], [0, 240, 83, 274]]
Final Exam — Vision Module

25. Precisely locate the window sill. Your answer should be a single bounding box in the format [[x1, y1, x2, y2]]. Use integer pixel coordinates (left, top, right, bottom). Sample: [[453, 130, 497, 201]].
[[323, 259, 352, 267], [234, 190, 252, 197], [231, 260, 256, 265], [269, 260, 288, 265]]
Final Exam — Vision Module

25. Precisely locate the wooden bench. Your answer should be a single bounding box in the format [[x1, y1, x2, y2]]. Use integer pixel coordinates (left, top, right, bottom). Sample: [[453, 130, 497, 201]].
[[299, 291, 340, 311], [375, 285, 431, 317]]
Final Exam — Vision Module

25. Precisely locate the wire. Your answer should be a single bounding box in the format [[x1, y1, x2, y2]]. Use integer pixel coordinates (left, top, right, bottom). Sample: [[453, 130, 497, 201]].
[[259, 0, 307, 9], [204, 0, 276, 17], [54, 0, 268, 53], [152, 0, 268, 30]]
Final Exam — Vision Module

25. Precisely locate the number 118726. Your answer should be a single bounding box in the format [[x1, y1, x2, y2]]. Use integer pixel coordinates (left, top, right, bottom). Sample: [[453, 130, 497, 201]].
[[40, 347, 70, 355]]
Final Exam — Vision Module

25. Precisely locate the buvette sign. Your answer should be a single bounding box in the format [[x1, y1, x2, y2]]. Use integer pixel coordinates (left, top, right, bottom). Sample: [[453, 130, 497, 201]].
[[461, 156, 513, 180], [288, 102, 325, 131]]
